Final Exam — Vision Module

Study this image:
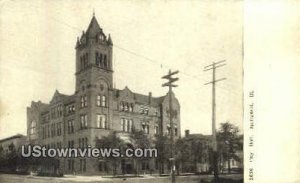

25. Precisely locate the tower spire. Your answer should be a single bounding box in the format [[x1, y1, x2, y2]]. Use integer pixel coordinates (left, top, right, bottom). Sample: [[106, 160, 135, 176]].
[[93, 9, 95, 17]]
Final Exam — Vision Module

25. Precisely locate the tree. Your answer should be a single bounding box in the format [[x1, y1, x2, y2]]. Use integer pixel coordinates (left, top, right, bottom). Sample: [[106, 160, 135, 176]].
[[217, 122, 241, 173], [95, 131, 125, 176], [153, 134, 171, 175], [130, 128, 151, 175], [175, 135, 210, 174], [175, 138, 190, 174], [7, 143, 18, 171]]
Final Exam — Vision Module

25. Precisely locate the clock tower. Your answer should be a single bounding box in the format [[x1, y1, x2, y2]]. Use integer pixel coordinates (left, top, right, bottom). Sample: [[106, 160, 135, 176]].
[[75, 14, 113, 93]]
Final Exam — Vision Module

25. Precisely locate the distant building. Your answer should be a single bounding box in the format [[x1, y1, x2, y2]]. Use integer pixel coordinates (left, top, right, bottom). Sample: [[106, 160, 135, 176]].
[[27, 15, 180, 175], [0, 134, 27, 154], [182, 130, 212, 173], [183, 130, 243, 174]]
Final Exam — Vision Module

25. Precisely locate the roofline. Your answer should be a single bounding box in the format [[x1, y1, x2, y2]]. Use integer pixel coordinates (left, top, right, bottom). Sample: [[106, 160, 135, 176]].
[[0, 134, 26, 143]]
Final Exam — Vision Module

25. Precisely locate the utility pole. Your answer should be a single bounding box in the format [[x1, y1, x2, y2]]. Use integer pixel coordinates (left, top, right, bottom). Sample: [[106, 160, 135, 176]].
[[162, 69, 179, 183], [204, 60, 226, 182]]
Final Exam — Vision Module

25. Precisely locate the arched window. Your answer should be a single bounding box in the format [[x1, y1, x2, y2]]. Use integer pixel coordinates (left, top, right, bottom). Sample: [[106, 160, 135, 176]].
[[100, 54, 103, 67], [103, 55, 107, 68], [30, 120, 36, 135], [96, 52, 100, 67]]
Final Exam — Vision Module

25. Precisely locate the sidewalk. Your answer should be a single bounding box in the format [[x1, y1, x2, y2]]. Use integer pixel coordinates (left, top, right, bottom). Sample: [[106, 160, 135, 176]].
[[0, 173, 242, 183]]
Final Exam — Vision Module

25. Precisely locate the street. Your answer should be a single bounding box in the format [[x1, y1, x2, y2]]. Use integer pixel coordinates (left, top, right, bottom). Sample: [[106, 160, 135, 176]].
[[0, 174, 243, 183]]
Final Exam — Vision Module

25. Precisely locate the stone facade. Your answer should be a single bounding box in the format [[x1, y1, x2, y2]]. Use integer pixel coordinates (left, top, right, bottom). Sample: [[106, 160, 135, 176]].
[[27, 15, 180, 175]]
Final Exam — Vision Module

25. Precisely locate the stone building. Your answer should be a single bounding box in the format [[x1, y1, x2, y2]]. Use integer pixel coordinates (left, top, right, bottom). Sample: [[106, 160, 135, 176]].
[[0, 134, 27, 155], [27, 15, 180, 175]]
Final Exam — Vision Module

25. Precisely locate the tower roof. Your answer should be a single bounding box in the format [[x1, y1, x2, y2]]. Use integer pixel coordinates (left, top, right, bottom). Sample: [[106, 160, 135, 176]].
[[86, 15, 103, 38], [76, 15, 111, 48]]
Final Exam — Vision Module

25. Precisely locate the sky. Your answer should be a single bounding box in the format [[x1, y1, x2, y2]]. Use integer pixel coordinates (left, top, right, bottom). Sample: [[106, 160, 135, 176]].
[[0, 0, 243, 139]]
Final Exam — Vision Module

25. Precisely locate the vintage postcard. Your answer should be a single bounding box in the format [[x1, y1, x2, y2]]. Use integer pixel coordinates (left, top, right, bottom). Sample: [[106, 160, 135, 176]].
[[0, 0, 299, 183]]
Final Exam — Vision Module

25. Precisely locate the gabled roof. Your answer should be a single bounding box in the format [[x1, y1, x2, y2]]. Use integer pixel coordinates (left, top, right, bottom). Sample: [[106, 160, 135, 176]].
[[113, 87, 167, 107], [50, 90, 70, 104]]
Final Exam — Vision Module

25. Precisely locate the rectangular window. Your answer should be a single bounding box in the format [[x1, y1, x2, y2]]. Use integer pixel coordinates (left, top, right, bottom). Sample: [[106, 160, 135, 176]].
[[128, 119, 133, 132], [97, 95, 101, 106], [59, 105, 63, 116], [51, 124, 55, 137], [81, 95, 87, 107], [121, 118, 133, 132], [120, 102, 124, 111], [167, 126, 171, 135], [175, 128, 178, 136], [57, 122, 62, 136], [124, 103, 128, 111], [124, 119, 128, 132], [103, 55, 107, 68], [142, 124, 149, 134], [68, 120, 74, 134], [47, 125, 50, 138], [84, 115, 87, 127], [42, 126, 45, 139], [78, 138, 82, 148], [79, 138, 88, 149], [155, 126, 159, 135], [80, 115, 88, 129], [85, 137, 88, 147], [101, 95, 106, 107], [81, 96, 84, 107], [96, 52, 100, 67], [100, 54, 103, 67], [97, 114, 106, 129], [121, 118, 125, 131]]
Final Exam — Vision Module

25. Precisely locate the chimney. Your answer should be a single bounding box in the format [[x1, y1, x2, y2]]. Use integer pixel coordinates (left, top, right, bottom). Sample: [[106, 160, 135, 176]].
[[185, 130, 190, 137], [148, 92, 152, 104]]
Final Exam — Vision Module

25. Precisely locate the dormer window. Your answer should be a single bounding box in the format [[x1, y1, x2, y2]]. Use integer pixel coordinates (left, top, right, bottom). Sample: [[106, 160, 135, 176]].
[[129, 104, 133, 112], [124, 103, 128, 111]]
